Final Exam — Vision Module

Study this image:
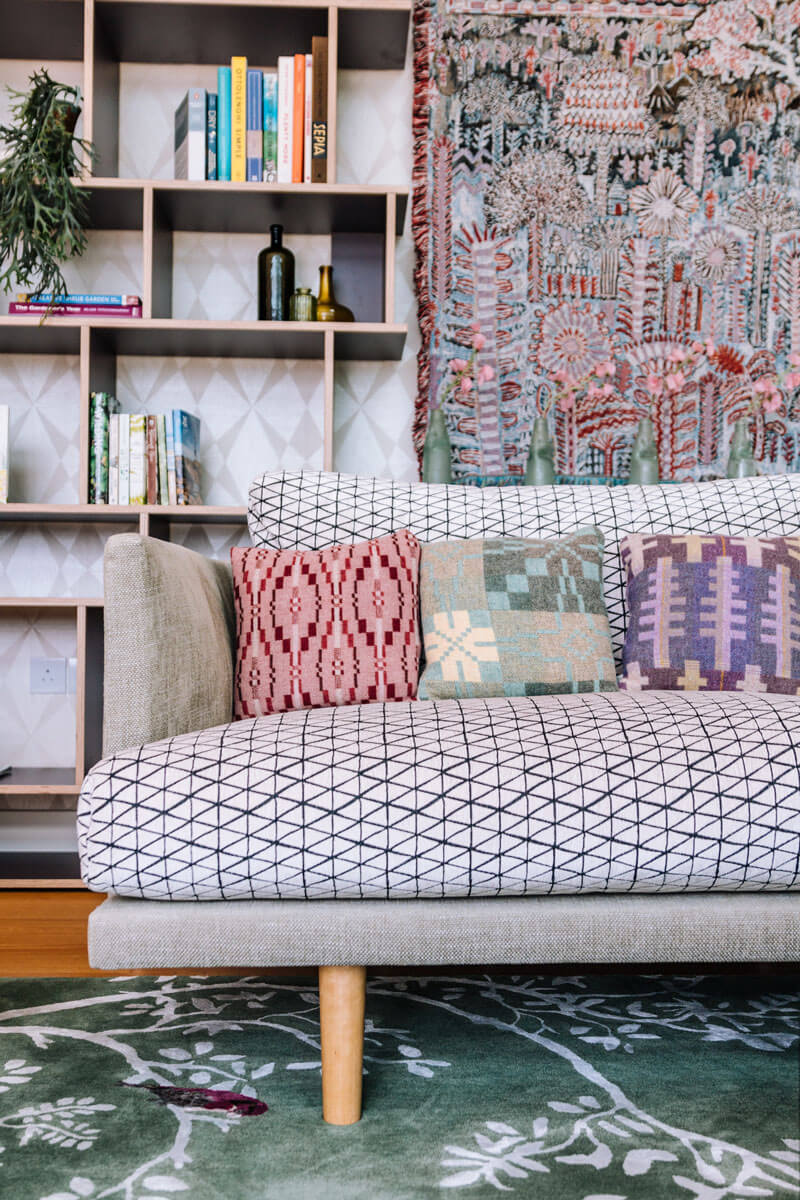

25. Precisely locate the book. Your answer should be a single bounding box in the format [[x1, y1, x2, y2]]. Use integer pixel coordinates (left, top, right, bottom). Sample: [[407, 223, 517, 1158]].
[[118, 414, 131, 506], [16, 292, 141, 306], [292, 53, 305, 184], [165, 414, 177, 505], [231, 56, 247, 182], [173, 409, 202, 505], [262, 69, 278, 182], [246, 68, 263, 183], [156, 414, 169, 505], [9, 303, 142, 318], [89, 391, 118, 504], [108, 413, 119, 505], [0, 404, 8, 503], [174, 88, 207, 180], [129, 414, 147, 505], [146, 414, 158, 504], [303, 53, 312, 185], [311, 37, 328, 184], [206, 91, 217, 181], [217, 66, 232, 181], [277, 56, 294, 184]]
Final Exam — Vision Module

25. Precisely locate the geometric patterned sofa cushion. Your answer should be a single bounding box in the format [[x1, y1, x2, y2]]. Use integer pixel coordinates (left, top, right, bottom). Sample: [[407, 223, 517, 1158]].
[[248, 471, 800, 669], [621, 533, 800, 694], [418, 530, 617, 698], [77, 690, 800, 902], [230, 529, 420, 717]]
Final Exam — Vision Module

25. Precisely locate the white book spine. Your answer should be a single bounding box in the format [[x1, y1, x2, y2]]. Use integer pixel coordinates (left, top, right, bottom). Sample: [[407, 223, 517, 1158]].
[[118, 414, 131, 505], [188, 88, 207, 182], [0, 405, 8, 503], [277, 56, 294, 184], [108, 413, 119, 506], [129, 415, 147, 504], [303, 53, 313, 185]]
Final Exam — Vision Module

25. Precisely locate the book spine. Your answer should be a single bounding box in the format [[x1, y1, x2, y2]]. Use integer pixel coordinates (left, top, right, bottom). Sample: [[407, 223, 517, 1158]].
[[292, 54, 305, 184], [206, 91, 217, 181], [165, 414, 177, 505], [89, 392, 111, 504], [108, 413, 119, 506], [231, 57, 247, 183], [277, 56, 294, 184], [303, 53, 312, 185], [146, 414, 158, 504], [129, 414, 147, 505], [118, 414, 131, 506], [17, 293, 141, 305], [174, 91, 189, 178], [217, 67, 232, 181], [156, 413, 169, 505], [246, 69, 263, 183], [188, 88, 207, 181], [262, 70, 278, 182], [9, 303, 142, 317], [0, 405, 8, 503], [311, 36, 328, 184], [172, 410, 185, 505], [179, 412, 202, 505]]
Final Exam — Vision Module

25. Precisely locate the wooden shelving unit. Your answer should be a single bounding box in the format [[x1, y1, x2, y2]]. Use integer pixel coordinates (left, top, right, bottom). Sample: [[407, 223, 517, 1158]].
[[0, 0, 411, 885]]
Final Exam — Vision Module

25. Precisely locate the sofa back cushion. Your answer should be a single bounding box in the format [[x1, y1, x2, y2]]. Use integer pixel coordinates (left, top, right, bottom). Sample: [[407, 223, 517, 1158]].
[[249, 471, 800, 664]]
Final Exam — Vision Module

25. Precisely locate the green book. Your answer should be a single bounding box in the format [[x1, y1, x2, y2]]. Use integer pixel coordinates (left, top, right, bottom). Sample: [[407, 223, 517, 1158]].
[[89, 392, 119, 504]]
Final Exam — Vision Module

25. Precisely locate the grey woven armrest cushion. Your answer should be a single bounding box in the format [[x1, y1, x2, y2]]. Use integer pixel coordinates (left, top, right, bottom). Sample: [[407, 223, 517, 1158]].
[[102, 533, 235, 755]]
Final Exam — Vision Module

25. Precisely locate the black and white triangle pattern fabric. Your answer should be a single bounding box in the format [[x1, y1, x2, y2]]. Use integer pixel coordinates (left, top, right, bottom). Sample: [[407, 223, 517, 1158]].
[[249, 472, 800, 665], [78, 690, 800, 901]]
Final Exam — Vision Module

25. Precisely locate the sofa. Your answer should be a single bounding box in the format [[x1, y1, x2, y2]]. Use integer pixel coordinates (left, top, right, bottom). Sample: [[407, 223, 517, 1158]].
[[78, 470, 800, 1123]]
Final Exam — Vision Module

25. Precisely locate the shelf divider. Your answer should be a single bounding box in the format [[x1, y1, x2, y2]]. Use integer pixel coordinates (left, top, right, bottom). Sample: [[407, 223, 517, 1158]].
[[327, 5, 339, 184]]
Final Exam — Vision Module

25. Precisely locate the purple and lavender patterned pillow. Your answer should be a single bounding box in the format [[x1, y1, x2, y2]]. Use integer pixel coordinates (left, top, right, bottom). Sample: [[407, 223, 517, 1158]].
[[620, 533, 800, 693]]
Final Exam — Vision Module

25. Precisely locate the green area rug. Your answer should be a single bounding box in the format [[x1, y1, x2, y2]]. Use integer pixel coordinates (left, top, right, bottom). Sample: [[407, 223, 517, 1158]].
[[0, 974, 797, 1199]]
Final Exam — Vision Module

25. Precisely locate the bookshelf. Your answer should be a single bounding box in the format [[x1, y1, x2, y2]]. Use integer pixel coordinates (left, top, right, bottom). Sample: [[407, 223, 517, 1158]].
[[0, 0, 411, 885]]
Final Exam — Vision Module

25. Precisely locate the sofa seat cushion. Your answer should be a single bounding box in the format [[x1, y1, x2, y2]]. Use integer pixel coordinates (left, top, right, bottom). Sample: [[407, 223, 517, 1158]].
[[77, 690, 800, 902]]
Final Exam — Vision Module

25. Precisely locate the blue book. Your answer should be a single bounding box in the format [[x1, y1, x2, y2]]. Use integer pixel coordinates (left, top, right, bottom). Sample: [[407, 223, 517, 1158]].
[[18, 292, 140, 305], [246, 68, 263, 182], [262, 70, 278, 182], [172, 409, 201, 505], [206, 92, 217, 180], [217, 66, 232, 181]]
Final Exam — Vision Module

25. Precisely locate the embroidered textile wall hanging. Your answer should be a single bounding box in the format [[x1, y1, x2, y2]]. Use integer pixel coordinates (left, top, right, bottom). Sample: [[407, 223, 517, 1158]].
[[412, 0, 800, 483]]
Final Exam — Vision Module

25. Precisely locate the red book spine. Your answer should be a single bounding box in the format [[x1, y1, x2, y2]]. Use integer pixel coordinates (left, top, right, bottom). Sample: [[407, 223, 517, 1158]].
[[8, 303, 143, 317], [292, 53, 305, 184], [146, 415, 159, 505]]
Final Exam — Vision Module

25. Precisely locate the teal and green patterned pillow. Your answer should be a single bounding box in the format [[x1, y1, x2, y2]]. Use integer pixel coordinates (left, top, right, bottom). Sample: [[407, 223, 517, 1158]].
[[417, 529, 617, 699]]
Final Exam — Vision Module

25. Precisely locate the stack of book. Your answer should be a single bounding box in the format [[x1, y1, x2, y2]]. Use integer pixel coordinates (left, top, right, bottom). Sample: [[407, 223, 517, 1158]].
[[175, 40, 327, 184], [90, 393, 202, 506], [9, 293, 142, 319]]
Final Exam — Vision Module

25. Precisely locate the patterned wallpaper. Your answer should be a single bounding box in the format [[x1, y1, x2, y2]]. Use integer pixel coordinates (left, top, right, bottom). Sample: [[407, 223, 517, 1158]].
[[0, 51, 417, 777]]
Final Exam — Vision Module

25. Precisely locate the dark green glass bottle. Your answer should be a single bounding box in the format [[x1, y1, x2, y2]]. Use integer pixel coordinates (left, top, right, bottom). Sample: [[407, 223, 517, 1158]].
[[258, 224, 295, 321]]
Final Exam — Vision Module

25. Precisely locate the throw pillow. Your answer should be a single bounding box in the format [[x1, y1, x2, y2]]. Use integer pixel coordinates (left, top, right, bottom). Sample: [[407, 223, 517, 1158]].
[[417, 529, 617, 699], [620, 533, 800, 692], [231, 529, 420, 717]]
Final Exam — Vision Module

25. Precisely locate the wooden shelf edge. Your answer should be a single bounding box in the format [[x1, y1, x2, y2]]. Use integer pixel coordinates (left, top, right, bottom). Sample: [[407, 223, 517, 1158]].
[[0, 597, 102, 608], [0, 503, 247, 522], [0, 879, 86, 890], [78, 177, 408, 195]]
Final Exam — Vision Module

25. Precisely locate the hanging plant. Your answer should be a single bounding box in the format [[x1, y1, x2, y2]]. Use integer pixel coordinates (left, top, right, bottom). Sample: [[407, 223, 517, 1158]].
[[0, 69, 95, 306]]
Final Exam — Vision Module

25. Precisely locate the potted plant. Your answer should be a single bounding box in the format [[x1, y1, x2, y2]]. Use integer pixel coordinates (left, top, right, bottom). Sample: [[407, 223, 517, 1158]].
[[0, 69, 94, 308]]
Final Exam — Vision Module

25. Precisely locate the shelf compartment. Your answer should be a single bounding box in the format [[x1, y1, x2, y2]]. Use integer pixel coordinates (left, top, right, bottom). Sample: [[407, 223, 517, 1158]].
[[1, 0, 84, 60], [0, 851, 83, 888], [91, 1, 408, 69], [0, 768, 80, 796]]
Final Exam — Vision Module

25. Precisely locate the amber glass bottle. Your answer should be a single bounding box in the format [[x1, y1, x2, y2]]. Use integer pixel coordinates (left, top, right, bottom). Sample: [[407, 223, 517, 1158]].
[[257, 225, 295, 320]]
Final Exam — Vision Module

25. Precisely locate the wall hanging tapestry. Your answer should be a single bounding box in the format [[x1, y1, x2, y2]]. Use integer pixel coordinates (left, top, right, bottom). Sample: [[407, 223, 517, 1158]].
[[412, 0, 800, 483]]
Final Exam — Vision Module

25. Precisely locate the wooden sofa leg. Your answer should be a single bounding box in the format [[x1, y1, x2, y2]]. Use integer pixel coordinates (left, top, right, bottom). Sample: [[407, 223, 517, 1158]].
[[319, 965, 367, 1125]]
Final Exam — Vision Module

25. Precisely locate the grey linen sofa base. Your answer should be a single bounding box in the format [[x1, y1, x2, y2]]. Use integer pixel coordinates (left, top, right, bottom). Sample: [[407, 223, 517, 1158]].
[[89, 893, 800, 969]]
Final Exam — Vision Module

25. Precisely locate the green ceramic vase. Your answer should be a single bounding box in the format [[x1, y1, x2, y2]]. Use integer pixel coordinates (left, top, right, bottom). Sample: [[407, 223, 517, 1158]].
[[422, 407, 453, 484], [524, 415, 556, 485], [628, 416, 659, 485], [726, 416, 758, 478]]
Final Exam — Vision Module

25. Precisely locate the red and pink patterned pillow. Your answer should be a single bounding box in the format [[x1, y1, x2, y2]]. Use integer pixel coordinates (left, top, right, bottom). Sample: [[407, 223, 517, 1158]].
[[231, 530, 421, 718]]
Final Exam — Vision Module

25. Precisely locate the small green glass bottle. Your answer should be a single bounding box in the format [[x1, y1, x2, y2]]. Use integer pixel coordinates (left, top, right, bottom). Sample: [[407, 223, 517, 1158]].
[[258, 224, 295, 321], [289, 287, 317, 321]]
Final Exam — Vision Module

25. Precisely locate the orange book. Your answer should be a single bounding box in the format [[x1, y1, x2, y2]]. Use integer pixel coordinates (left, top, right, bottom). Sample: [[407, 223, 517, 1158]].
[[292, 53, 305, 183]]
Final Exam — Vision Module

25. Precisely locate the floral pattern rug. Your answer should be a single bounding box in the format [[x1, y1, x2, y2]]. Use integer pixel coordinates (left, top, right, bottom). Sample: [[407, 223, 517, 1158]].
[[0, 973, 798, 1199]]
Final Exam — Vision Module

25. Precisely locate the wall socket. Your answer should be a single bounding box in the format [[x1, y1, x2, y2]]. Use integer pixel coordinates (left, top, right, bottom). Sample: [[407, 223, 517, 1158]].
[[30, 657, 67, 694]]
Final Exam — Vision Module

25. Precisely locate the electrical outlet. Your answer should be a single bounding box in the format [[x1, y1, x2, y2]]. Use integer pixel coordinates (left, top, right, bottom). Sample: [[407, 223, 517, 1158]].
[[66, 657, 77, 695], [30, 657, 67, 694]]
